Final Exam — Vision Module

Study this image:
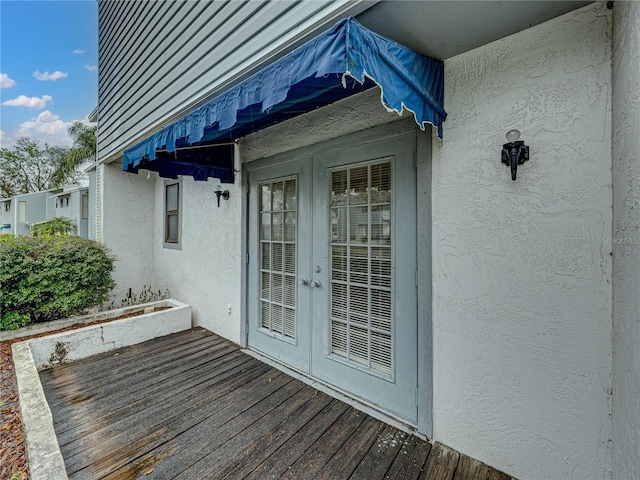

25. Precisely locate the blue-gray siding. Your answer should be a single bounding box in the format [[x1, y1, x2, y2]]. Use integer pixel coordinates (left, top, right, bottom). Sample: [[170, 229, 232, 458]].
[[97, 0, 370, 163]]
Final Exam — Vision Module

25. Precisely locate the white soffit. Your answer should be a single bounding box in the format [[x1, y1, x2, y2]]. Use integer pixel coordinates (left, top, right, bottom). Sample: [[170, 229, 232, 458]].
[[356, 1, 593, 60]]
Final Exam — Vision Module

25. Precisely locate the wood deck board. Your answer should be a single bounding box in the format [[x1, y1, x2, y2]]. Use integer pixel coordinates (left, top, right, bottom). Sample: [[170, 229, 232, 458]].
[[243, 399, 349, 480], [420, 442, 461, 480], [385, 435, 432, 479], [314, 415, 386, 479], [57, 353, 257, 444], [58, 356, 265, 458], [215, 394, 340, 480], [72, 367, 292, 479], [453, 455, 489, 480], [117, 375, 307, 479], [40, 329, 217, 390], [487, 467, 514, 480], [350, 424, 408, 479], [44, 338, 235, 410], [177, 388, 334, 479], [43, 338, 230, 403], [277, 405, 369, 480], [38, 328, 513, 480], [91, 367, 289, 479], [52, 348, 250, 439]]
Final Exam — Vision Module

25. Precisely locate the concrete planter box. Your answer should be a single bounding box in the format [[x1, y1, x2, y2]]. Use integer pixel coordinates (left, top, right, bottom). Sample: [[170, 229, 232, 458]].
[[11, 299, 192, 480], [20, 298, 191, 370], [1, 298, 190, 343]]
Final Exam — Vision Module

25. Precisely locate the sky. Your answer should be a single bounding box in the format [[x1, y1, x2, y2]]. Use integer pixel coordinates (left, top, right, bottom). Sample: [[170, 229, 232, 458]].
[[0, 0, 98, 149]]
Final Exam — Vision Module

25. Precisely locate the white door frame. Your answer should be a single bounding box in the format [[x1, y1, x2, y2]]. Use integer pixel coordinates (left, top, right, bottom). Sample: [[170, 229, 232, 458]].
[[240, 119, 433, 437]]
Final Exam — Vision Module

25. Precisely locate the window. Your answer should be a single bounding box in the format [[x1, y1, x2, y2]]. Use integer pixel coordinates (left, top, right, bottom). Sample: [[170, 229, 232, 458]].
[[164, 181, 181, 248], [18, 201, 26, 223], [329, 160, 393, 376], [259, 177, 297, 341], [3, 202, 9, 212], [81, 194, 89, 219]]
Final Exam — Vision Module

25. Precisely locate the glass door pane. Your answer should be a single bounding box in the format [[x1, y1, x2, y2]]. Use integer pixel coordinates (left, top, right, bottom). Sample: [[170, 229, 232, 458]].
[[328, 160, 393, 376], [259, 177, 297, 341], [311, 130, 418, 424]]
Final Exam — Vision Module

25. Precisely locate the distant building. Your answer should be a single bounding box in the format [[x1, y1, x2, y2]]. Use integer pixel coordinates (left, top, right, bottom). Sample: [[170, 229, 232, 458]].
[[0, 197, 14, 235], [49, 186, 90, 238], [0, 186, 90, 238]]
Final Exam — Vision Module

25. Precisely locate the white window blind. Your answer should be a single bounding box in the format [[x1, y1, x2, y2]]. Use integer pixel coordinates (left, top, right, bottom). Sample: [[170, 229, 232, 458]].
[[259, 177, 297, 341], [329, 160, 393, 376]]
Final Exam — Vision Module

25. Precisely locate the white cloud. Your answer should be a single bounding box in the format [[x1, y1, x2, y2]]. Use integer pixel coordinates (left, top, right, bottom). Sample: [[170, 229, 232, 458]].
[[84, 65, 98, 72], [73, 49, 87, 54], [13, 111, 74, 147], [2, 94, 53, 109], [33, 70, 68, 81], [0, 73, 16, 88]]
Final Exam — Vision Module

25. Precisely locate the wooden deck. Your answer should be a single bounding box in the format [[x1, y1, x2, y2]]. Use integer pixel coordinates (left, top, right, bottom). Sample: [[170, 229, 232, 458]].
[[39, 328, 513, 480]]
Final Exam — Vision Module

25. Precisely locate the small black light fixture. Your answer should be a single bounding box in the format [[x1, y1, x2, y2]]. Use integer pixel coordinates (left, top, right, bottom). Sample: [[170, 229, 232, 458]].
[[214, 184, 230, 207], [501, 129, 530, 181]]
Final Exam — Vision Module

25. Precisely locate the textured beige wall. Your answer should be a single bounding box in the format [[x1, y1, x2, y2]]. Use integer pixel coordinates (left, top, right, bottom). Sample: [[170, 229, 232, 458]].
[[101, 162, 156, 304], [612, 2, 640, 479], [431, 4, 613, 479], [151, 174, 244, 343]]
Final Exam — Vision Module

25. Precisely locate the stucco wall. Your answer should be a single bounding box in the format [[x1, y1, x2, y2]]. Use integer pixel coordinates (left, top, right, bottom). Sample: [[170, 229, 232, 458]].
[[612, 3, 640, 479], [431, 4, 612, 479], [101, 162, 155, 303], [99, 4, 617, 477], [151, 174, 243, 343], [240, 87, 403, 163]]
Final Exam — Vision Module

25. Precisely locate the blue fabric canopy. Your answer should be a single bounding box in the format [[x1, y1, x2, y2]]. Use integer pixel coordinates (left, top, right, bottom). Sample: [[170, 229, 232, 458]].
[[123, 17, 446, 183]]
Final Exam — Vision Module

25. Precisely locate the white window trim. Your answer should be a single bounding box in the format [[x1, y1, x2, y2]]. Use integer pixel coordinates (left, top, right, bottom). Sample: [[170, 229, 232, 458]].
[[163, 179, 182, 250]]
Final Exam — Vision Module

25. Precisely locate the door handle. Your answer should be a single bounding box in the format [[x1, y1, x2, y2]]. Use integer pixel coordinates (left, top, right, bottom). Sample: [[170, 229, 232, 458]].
[[310, 280, 321, 288], [299, 277, 309, 286]]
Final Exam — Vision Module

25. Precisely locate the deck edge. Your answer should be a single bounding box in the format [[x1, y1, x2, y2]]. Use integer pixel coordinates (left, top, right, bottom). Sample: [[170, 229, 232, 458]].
[[13, 341, 69, 480]]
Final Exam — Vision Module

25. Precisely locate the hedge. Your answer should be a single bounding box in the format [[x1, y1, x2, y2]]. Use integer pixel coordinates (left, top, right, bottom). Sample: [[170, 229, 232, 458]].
[[0, 235, 115, 331]]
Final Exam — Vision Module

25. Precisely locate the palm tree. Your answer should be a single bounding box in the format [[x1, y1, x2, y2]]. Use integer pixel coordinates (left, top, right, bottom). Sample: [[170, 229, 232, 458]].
[[31, 217, 77, 236], [64, 121, 97, 176]]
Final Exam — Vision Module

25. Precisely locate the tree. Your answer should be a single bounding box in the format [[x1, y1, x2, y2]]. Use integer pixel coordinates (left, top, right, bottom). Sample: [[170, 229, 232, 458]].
[[31, 217, 77, 236], [0, 137, 72, 197], [64, 121, 97, 175]]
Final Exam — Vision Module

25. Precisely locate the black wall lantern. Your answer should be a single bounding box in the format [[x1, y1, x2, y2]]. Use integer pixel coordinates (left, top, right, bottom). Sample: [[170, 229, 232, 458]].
[[214, 184, 230, 207], [501, 129, 529, 181]]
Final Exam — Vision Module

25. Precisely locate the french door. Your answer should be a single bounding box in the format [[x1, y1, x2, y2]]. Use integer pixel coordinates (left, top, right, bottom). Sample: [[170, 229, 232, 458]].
[[247, 129, 418, 423]]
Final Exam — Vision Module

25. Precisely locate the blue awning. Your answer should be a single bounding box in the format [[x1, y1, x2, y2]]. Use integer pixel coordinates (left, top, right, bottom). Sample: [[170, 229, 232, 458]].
[[123, 17, 446, 183]]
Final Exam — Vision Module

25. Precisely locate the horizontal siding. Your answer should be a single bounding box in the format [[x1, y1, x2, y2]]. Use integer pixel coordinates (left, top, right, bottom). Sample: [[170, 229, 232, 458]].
[[97, 0, 370, 163]]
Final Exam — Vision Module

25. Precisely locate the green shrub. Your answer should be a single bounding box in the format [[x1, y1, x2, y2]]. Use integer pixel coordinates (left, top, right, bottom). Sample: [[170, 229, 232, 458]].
[[31, 216, 77, 236], [0, 235, 115, 330]]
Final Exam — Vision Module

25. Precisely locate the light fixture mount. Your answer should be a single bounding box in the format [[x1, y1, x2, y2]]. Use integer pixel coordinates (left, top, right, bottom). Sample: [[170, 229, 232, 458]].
[[214, 185, 230, 207], [501, 129, 529, 181]]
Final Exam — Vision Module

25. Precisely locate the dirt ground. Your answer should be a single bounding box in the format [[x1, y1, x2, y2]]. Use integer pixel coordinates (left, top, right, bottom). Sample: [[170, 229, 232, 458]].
[[0, 338, 27, 479]]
